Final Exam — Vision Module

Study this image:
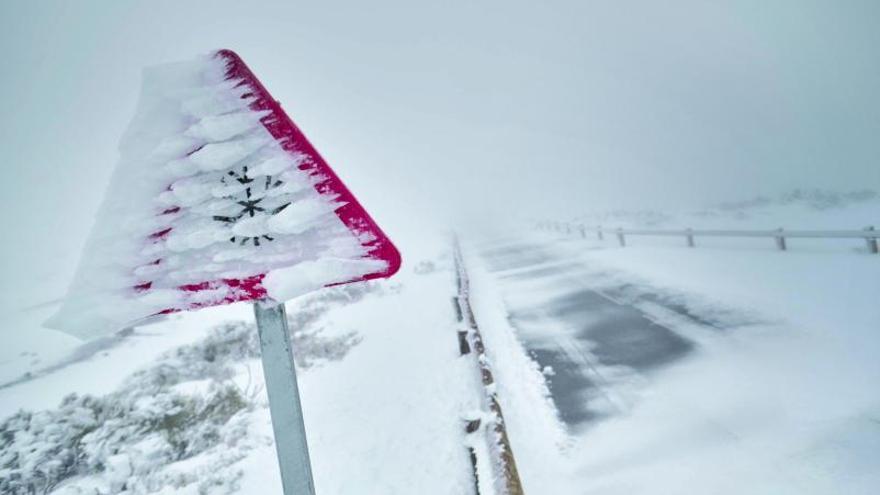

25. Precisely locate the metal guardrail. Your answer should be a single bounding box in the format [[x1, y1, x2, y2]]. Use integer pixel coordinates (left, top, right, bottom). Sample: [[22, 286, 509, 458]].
[[537, 222, 879, 254], [452, 238, 524, 495]]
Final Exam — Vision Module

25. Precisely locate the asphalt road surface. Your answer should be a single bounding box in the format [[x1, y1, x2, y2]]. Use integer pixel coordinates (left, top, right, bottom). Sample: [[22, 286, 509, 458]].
[[477, 238, 698, 429]]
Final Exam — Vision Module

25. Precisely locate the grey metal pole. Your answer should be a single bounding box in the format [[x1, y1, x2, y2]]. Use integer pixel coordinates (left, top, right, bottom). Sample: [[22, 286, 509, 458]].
[[865, 226, 878, 254], [775, 228, 787, 251], [254, 301, 316, 495]]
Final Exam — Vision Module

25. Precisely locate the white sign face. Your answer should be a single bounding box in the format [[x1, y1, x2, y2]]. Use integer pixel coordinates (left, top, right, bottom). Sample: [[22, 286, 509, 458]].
[[48, 51, 399, 339]]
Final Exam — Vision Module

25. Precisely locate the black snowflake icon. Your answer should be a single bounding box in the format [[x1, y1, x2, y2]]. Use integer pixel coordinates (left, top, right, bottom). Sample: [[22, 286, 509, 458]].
[[213, 166, 290, 246]]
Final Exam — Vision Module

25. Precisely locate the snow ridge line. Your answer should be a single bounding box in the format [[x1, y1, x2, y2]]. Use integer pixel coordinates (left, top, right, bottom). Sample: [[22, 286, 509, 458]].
[[453, 237, 525, 495]]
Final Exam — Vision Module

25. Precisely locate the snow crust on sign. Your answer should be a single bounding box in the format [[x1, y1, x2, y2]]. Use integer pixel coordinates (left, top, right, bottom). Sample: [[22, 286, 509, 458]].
[[46, 55, 384, 339]]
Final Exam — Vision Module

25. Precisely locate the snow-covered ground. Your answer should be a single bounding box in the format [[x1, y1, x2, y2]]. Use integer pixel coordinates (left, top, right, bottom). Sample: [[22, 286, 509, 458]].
[[1, 232, 484, 494], [460, 193, 880, 494], [570, 189, 879, 237], [2, 193, 877, 494]]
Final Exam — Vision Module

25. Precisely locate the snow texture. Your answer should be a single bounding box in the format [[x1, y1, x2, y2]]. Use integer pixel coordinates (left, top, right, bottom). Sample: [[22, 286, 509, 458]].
[[458, 194, 880, 494], [2, 252, 477, 495], [0, 316, 371, 495], [46, 54, 383, 339]]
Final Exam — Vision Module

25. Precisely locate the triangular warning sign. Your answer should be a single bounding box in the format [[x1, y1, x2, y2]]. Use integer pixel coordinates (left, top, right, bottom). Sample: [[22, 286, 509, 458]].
[[47, 49, 401, 338]]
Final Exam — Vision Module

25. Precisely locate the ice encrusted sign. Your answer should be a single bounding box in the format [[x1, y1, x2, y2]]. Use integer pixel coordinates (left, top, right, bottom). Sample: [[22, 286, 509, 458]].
[[47, 50, 400, 339], [48, 50, 401, 495]]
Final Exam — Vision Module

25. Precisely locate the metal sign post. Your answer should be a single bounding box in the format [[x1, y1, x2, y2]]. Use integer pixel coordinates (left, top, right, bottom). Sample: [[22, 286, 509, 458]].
[[254, 301, 316, 495]]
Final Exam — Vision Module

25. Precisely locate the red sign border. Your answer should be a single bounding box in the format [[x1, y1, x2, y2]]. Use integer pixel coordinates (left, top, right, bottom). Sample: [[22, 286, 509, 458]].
[[141, 49, 401, 312]]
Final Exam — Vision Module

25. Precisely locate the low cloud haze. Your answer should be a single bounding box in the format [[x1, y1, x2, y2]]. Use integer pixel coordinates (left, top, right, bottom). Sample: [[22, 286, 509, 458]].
[[2, 0, 878, 301]]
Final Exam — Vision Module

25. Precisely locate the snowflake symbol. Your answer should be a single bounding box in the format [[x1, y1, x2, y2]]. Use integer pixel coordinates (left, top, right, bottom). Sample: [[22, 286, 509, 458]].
[[213, 166, 290, 246]]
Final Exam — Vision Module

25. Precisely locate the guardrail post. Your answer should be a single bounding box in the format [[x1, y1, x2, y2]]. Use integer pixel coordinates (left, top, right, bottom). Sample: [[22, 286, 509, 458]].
[[616, 228, 626, 247], [597, 226, 604, 241], [865, 226, 878, 254], [775, 228, 787, 251], [686, 228, 695, 248]]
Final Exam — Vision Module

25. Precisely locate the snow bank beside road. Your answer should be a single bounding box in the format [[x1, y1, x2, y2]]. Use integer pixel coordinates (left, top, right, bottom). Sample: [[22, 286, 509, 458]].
[[459, 243, 571, 494], [2, 245, 478, 494]]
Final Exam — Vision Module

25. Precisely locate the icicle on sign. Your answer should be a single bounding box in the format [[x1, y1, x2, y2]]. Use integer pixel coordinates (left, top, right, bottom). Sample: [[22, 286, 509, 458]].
[[47, 50, 401, 339]]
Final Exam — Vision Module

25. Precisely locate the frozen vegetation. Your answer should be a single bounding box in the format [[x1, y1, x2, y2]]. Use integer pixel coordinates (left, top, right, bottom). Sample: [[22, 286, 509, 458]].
[[2, 299, 363, 494]]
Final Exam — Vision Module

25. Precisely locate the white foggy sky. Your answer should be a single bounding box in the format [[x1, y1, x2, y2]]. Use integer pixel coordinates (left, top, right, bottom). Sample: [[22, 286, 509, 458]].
[[1, 0, 879, 307]]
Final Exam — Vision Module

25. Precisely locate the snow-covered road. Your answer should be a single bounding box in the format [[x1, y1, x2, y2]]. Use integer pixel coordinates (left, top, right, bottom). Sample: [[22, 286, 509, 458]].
[[476, 239, 695, 429], [466, 231, 880, 494]]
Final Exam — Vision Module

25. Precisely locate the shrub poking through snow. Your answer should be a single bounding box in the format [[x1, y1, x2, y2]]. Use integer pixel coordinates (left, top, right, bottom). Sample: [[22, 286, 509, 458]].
[[0, 384, 249, 495], [0, 324, 259, 495], [0, 291, 367, 495]]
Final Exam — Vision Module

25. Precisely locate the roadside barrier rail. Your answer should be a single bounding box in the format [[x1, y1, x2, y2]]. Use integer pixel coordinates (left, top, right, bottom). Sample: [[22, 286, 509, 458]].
[[453, 238, 525, 495], [537, 222, 879, 253]]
